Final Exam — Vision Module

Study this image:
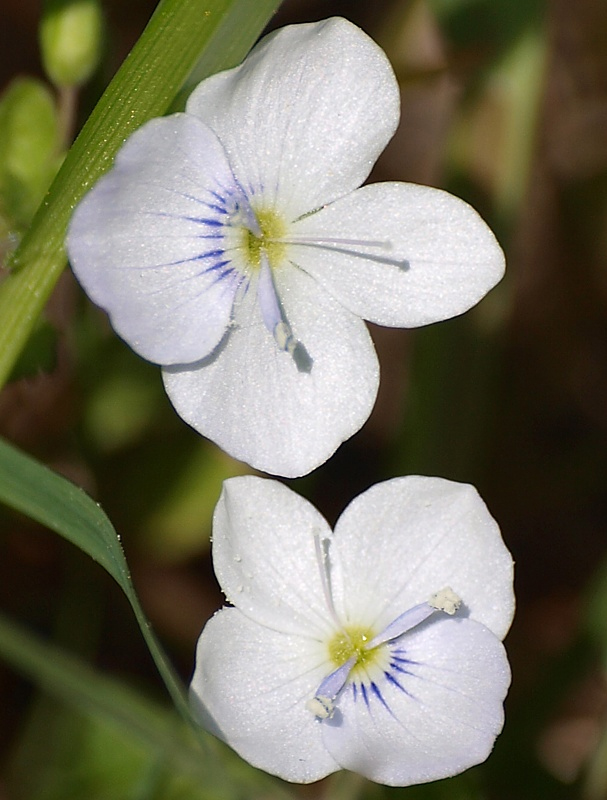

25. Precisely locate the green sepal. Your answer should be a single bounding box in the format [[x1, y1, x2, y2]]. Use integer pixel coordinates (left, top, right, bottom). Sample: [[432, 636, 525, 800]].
[[0, 78, 61, 229]]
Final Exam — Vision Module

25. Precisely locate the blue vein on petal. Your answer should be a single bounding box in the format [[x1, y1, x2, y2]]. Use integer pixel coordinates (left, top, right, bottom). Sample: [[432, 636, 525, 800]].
[[198, 250, 225, 259], [144, 213, 225, 226], [391, 653, 421, 667], [143, 205, 230, 223], [353, 680, 398, 718], [127, 255, 233, 280], [104, 172, 256, 305], [361, 683, 370, 709], [158, 272, 244, 318], [142, 266, 241, 301], [203, 203, 229, 215], [371, 682, 396, 716], [347, 647, 420, 716], [131, 176, 246, 226], [112, 250, 233, 276], [390, 653, 421, 679], [131, 179, 237, 210], [391, 663, 417, 678], [385, 671, 414, 699]]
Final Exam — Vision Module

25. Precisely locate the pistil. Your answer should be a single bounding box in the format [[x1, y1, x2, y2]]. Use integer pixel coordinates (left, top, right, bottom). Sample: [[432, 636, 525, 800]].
[[272, 233, 409, 270], [242, 210, 401, 360]]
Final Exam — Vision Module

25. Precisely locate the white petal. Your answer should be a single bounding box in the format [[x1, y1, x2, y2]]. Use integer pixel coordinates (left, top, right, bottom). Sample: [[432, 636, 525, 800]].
[[162, 265, 379, 478], [190, 607, 339, 783], [330, 476, 514, 640], [291, 182, 505, 326], [322, 617, 510, 786], [210, 476, 336, 638], [186, 18, 400, 220], [67, 114, 242, 365]]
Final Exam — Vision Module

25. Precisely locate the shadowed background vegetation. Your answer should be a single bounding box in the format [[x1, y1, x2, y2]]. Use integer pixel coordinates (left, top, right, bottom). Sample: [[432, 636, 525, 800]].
[[1, 0, 607, 797]]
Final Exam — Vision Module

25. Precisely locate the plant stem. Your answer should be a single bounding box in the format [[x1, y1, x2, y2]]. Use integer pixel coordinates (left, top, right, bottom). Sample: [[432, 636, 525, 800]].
[[0, 0, 280, 388]]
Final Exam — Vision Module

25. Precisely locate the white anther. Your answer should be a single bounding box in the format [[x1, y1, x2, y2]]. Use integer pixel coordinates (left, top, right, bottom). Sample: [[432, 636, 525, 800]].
[[274, 321, 296, 354], [306, 695, 334, 719], [429, 587, 462, 615]]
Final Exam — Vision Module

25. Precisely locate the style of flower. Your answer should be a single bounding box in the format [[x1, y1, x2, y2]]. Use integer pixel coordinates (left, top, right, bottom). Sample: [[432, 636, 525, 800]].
[[67, 18, 505, 478], [190, 475, 514, 785]]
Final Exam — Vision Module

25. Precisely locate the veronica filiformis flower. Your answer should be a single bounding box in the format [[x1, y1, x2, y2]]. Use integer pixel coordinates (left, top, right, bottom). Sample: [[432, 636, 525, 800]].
[[190, 475, 514, 785], [67, 18, 505, 477]]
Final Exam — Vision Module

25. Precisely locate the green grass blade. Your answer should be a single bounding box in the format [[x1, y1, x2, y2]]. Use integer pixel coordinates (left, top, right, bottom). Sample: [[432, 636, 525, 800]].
[[0, 610, 293, 799], [0, 436, 188, 720], [0, 0, 281, 388]]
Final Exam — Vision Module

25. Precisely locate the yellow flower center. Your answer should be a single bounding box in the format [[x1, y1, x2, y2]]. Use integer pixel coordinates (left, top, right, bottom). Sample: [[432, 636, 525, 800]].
[[243, 208, 287, 270], [328, 626, 378, 677]]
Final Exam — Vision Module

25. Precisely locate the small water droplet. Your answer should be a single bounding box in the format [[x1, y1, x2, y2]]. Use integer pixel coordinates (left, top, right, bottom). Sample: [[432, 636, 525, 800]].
[[234, 554, 242, 562]]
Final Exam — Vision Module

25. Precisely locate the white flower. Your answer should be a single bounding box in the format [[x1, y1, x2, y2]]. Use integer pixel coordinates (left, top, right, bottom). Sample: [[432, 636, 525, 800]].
[[67, 18, 505, 478], [190, 475, 514, 785]]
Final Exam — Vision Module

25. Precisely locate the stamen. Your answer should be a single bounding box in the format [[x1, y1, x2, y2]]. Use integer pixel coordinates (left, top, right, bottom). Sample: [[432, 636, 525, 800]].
[[308, 655, 357, 719], [366, 587, 463, 650], [274, 321, 296, 355], [365, 603, 436, 650], [306, 695, 334, 719], [428, 587, 462, 615], [256, 256, 304, 359], [308, 588, 464, 720]]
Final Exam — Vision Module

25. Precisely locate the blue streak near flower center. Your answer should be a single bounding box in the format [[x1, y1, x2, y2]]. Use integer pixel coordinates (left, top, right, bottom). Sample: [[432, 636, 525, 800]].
[[307, 537, 463, 720], [257, 256, 299, 357]]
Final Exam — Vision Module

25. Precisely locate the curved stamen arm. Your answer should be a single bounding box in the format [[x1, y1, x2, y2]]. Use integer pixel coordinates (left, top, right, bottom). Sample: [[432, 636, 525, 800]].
[[257, 256, 298, 355], [366, 588, 462, 650], [307, 655, 357, 719], [366, 603, 436, 650]]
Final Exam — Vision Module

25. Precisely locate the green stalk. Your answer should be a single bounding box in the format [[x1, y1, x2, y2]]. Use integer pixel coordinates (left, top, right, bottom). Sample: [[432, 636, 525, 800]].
[[0, 0, 280, 388]]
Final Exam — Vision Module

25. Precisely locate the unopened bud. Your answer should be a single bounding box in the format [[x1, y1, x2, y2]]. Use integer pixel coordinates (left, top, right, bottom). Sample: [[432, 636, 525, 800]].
[[40, 0, 103, 88], [0, 78, 60, 226]]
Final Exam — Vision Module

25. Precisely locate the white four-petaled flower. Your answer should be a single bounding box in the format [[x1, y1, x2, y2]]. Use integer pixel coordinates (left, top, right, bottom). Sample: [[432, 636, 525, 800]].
[[67, 18, 505, 478], [190, 475, 514, 785]]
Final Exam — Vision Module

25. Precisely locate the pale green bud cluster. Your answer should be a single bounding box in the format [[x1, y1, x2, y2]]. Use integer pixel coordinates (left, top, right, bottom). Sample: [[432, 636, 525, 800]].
[[39, 0, 103, 88]]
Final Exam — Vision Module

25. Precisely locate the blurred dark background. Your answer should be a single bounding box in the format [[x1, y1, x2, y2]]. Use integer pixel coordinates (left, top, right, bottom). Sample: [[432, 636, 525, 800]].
[[1, 0, 607, 797]]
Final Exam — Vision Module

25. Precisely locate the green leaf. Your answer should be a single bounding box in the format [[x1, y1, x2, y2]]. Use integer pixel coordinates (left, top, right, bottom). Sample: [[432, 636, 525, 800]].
[[0, 610, 292, 800], [0, 436, 296, 796], [0, 435, 189, 721], [0, 0, 281, 388]]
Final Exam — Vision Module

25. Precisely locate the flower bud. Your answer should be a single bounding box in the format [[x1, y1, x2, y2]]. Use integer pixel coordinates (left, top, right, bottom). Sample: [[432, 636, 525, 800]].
[[40, 0, 103, 88], [0, 78, 60, 226]]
